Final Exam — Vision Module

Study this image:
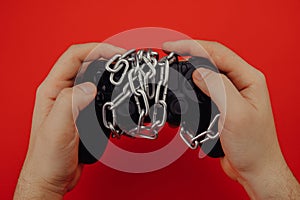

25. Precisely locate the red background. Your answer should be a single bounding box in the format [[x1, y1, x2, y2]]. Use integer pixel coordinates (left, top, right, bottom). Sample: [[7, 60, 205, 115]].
[[1, 0, 300, 199]]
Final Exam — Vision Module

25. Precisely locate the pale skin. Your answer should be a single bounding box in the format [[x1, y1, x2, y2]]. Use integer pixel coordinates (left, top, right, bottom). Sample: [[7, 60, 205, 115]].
[[14, 40, 300, 199]]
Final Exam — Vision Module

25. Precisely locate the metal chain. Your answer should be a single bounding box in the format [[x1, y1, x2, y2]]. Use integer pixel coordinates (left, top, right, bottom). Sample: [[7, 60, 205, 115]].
[[102, 49, 220, 150], [179, 114, 221, 149]]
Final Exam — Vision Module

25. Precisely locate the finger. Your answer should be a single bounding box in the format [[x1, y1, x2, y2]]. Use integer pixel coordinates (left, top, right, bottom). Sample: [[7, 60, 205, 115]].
[[192, 67, 247, 118], [163, 40, 211, 58], [32, 43, 125, 132], [163, 40, 259, 91], [42, 43, 126, 98], [41, 82, 96, 141], [48, 43, 126, 82]]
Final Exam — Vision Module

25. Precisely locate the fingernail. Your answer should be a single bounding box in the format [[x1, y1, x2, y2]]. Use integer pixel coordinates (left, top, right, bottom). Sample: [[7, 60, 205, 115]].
[[78, 82, 96, 95], [194, 68, 211, 81]]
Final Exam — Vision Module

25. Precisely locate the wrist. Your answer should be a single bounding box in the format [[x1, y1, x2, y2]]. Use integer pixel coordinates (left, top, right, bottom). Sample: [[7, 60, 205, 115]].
[[14, 178, 64, 200], [14, 166, 65, 200], [239, 155, 300, 199]]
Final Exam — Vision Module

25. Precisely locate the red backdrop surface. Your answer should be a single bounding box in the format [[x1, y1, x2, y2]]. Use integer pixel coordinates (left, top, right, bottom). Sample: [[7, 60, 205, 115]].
[[1, 0, 300, 199]]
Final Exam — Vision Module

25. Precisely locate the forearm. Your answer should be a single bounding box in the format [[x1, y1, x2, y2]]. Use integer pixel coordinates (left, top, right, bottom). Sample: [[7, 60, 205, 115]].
[[239, 158, 300, 199]]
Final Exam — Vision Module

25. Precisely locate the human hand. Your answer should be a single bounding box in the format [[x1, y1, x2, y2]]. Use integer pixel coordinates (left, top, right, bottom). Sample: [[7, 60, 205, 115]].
[[163, 40, 300, 199], [14, 43, 125, 200]]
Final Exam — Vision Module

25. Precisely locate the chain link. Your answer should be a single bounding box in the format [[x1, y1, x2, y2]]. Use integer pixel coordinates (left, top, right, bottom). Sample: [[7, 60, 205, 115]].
[[101, 49, 220, 150], [180, 114, 221, 149]]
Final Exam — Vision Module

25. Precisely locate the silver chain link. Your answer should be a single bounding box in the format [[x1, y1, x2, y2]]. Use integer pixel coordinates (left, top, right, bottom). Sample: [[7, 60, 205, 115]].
[[180, 114, 221, 149], [102, 49, 220, 149]]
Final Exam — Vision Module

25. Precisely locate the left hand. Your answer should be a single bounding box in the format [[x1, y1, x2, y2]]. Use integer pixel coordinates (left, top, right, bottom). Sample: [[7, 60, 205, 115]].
[[14, 43, 125, 199]]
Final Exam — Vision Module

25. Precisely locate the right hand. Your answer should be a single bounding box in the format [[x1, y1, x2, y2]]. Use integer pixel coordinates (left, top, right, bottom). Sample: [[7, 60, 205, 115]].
[[163, 40, 300, 199]]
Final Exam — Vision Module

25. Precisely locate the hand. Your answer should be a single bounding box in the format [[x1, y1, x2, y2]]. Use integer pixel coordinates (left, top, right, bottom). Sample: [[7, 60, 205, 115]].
[[14, 43, 125, 199], [163, 40, 300, 199]]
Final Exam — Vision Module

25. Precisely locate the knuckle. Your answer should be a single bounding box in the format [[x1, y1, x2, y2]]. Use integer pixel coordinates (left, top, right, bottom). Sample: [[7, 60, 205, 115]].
[[255, 70, 266, 84], [36, 84, 44, 95], [65, 44, 81, 59], [35, 79, 54, 98], [36, 82, 47, 97], [207, 41, 228, 60], [211, 41, 220, 46], [67, 44, 80, 52], [211, 41, 224, 49]]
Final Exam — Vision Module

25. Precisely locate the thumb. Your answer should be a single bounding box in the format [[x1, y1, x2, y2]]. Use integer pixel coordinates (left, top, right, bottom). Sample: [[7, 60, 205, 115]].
[[44, 82, 97, 139], [192, 68, 243, 115], [72, 82, 97, 120]]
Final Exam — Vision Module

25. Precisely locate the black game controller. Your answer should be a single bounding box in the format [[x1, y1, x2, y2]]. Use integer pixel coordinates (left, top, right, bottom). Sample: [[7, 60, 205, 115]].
[[76, 52, 224, 164]]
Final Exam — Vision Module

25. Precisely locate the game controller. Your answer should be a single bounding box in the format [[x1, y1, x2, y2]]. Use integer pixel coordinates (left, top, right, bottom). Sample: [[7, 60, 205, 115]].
[[76, 50, 224, 164]]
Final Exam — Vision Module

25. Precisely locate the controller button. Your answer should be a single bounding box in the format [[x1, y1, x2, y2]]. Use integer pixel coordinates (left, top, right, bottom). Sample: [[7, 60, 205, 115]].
[[170, 98, 188, 115], [96, 91, 105, 101], [101, 85, 106, 91], [180, 63, 188, 75]]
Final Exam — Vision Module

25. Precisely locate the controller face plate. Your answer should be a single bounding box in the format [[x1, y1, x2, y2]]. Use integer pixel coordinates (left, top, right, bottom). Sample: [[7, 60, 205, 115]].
[[76, 55, 224, 164]]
